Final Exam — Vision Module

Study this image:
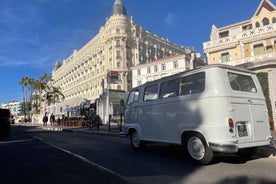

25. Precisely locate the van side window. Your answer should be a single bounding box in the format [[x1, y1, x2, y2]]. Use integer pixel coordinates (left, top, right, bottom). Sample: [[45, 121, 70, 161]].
[[127, 90, 139, 105], [180, 72, 205, 95], [228, 72, 257, 93], [144, 84, 158, 101], [160, 79, 180, 99]]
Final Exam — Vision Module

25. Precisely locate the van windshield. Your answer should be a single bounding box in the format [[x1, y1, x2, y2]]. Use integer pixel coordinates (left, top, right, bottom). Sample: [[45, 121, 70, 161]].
[[127, 90, 139, 105], [228, 72, 257, 93]]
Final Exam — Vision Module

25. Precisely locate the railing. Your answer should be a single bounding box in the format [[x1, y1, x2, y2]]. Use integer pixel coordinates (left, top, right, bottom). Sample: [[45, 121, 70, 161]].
[[61, 119, 88, 127], [224, 52, 276, 66], [204, 24, 276, 50]]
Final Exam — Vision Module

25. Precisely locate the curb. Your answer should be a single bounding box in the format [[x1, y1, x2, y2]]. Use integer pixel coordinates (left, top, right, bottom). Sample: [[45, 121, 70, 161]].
[[37, 125, 123, 138]]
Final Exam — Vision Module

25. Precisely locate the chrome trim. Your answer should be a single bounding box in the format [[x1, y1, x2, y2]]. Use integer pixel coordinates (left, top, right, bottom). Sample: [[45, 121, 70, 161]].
[[209, 142, 238, 153]]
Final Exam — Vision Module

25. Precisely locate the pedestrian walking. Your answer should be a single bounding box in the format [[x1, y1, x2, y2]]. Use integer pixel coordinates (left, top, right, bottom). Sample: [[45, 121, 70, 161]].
[[50, 113, 55, 126], [57, 117, 61, 126], [42, 113, 48, 127]]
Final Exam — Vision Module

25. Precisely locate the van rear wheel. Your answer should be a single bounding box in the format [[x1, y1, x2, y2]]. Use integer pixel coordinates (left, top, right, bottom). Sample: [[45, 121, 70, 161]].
[[130, 130, 145, 150], [185, 134, 214, 165]]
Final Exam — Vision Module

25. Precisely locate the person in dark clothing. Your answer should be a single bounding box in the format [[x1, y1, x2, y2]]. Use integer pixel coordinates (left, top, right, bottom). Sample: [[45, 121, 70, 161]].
[[50, 113, 55, 126], [43, 113, 48, 127], [57, 117, 61, 126]]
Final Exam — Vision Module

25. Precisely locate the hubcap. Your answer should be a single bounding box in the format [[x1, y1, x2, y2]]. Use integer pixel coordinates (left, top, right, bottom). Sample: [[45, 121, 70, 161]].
[[132, 132, 140, 147], [187, 137, 205, 160]]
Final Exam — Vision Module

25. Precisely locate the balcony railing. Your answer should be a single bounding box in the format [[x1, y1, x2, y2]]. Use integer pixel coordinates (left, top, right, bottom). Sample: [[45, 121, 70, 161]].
[[204, 24, 276, 50], [224, 52, 276, 66]]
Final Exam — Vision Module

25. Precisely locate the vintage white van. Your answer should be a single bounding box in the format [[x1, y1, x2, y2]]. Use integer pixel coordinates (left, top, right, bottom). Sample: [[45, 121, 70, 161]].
[[121, 64, 273, 164]]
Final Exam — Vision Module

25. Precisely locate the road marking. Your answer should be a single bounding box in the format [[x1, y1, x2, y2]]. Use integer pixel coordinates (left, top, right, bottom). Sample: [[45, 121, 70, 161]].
[[33, 136, 125, 179], [0, 139, 33, 144]]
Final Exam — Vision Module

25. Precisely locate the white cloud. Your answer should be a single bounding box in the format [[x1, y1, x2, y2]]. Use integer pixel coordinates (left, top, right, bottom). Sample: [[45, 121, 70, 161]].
[[0, 57, 29, 67], [165, 12, 188, 27], [165, 13, 175, 26]]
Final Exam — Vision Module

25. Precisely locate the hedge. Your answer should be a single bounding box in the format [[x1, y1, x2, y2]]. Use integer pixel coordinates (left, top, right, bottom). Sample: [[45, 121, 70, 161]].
[[257, 72, 273, 129]]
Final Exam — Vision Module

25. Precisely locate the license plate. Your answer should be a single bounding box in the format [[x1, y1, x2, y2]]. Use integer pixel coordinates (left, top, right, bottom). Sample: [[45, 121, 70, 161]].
[[237, 123, 248, 137]]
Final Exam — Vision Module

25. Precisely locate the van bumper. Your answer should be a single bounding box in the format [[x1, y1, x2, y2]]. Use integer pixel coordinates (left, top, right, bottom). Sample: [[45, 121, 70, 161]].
[[209, 136, 273, 153], [209, 143, 238, 153], [120, 126, 129, 137]]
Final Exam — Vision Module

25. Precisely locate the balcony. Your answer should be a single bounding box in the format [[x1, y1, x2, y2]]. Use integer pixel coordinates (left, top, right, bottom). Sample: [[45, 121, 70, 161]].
[[204, 24, 276, 50], [224, 52, 276, 66]]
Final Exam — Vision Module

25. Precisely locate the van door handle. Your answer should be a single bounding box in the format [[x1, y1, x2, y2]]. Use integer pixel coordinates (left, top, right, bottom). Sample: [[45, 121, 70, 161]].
[[248, 99, 252, 103]]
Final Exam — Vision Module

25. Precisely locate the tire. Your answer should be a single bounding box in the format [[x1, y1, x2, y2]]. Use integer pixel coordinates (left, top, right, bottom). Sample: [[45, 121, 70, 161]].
[[130, 130, 145, 150], [185, 134, 214, 165]]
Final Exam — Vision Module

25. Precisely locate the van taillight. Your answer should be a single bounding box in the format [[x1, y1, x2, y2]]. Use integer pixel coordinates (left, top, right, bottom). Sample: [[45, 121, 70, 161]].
[[228, 118, 234, 128]]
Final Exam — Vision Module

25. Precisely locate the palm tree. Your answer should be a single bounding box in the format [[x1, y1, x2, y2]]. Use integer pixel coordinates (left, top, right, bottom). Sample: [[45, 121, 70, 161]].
[[42, 84, 64, 116], [26, 77, 35, 119], [19, 73, 64, 115], [37, 73, 52, 114], [26, 78, 35, 112], [47, 86, 65, 105], [18, 77, 28, 121]]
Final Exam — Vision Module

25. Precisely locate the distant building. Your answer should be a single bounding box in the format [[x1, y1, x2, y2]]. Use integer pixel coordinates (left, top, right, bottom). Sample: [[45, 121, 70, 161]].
[[203, 0, 276, 124], [1, 101, 22, 117], [132, 52, 205, 88], [51, 0, 193, 123]]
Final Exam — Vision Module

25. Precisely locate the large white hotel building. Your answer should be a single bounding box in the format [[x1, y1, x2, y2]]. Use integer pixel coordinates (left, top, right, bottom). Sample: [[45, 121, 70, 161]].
[[51, 0, 196, 122]]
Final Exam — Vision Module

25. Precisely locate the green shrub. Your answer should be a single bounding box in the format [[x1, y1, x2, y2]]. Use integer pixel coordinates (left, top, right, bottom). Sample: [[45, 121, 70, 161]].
[[257, 72, 273, 130]]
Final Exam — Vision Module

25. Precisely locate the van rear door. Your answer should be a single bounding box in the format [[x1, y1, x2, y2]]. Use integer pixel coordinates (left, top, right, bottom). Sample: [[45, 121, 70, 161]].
[[227, 71, 270, 144]]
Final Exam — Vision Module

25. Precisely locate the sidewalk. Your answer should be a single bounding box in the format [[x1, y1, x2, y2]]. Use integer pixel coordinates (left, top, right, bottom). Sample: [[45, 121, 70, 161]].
[[35, 122, 122, 138]]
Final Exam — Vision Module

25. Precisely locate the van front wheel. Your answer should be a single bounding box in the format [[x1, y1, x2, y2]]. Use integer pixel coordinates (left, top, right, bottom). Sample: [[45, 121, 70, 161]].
[[185, 134, 214, 165], [130, 131, 145, 150]]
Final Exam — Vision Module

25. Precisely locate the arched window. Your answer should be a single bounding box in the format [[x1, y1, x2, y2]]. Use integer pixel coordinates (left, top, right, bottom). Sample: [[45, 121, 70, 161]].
[[116, 40, 120, 47], [273, 17, 276, 23], [256, 22, 260, 28], [262, 18, 269, 26]]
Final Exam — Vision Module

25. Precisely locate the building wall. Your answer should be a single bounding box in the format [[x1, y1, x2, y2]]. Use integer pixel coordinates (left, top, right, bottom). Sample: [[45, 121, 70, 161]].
[[203, 0, 276, 124], [51, 1, 186, 118], [1, 101, 22, 117], [132, 54, 192, 88]]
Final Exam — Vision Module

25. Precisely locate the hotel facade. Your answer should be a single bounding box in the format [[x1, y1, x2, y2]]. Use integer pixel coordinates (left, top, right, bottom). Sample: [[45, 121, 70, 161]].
[[203, 0, 276, 125], [51, 0, 187, 123]]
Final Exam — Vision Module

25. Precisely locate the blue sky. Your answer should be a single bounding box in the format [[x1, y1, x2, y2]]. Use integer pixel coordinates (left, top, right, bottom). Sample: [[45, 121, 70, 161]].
[[0, 0, 274, 104]]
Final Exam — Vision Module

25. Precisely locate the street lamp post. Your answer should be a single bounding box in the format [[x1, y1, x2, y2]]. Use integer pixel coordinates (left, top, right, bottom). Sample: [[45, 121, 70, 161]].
[[105, 70, 110, 125]]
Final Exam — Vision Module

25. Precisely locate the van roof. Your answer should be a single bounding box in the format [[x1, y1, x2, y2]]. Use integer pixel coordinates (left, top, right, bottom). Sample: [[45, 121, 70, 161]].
[[135, 64, 255, 89], [196, 64, 255, 74]]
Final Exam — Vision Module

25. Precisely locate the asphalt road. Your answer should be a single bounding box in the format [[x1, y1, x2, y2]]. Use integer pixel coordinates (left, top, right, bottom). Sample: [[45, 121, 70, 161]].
[[0, 125, 128, 184], [2, 125, 276, 184]]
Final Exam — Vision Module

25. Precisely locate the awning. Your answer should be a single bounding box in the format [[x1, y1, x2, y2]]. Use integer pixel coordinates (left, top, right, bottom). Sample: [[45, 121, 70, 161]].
[[64, 106, 79, 112]]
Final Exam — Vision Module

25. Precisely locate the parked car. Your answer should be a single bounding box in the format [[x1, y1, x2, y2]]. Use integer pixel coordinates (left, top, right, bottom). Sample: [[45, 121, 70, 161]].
[[0, 108, 11, 136]]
